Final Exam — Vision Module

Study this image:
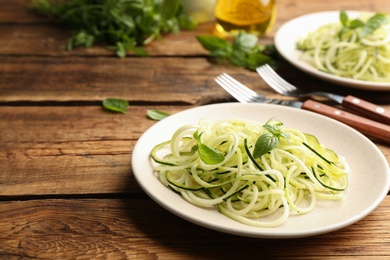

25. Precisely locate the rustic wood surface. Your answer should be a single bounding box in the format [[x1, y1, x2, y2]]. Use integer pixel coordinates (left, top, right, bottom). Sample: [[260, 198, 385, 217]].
[[1, 0, 390, 259]]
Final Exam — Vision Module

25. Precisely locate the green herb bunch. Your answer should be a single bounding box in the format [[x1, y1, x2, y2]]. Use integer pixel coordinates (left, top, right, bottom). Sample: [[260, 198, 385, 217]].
[[29, 0, 196, 57], [197, 33, 278, 71]]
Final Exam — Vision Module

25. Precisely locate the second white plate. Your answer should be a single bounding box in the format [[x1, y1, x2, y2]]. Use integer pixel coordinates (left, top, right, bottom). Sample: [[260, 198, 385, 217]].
[[275, 10, 390, 91]]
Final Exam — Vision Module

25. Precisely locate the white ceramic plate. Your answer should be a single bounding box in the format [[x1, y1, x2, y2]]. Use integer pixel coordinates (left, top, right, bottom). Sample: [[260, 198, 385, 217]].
[[275, 11, 390, 91], [132, 103, 390, 238]]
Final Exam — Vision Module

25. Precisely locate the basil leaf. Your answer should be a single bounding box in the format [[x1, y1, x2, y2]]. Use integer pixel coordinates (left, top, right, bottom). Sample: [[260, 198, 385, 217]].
[[361, 13, 390, 37], [339, 10, 349, 27], [210, 48, 231, 59], [232, 33, 258, 52], [147, 109, 170, 120], [197, 32, 276, 71], [116, 42, 126, 58], [196, 35, 230, 52], [193, 130, 225, 164], [102, 98, 128, 113], [228, 51, 246, 67], [244, 52, 272, 71], [339, 10, 364, 37], [160, 0, 180, 22], [193, 130, 200, 141], [191, 144, 198, 154], [253, 133, 279, 159], [348, 19, 364, 29], [178, 14, 197, 30], [263, 124, 280, 134], [198, 143, 225, 165]]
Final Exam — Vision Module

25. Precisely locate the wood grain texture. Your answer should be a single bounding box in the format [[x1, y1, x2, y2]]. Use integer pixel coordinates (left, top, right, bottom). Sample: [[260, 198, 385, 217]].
[[1, 0, 390, 258], [0, 56, 243, 104], [0, 105, 188, 196], [0, 198, 389, 259], [1, 55, 389, 104]]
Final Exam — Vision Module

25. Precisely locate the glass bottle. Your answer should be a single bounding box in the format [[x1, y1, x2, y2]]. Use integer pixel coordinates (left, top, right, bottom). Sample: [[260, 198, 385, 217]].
[[214, 0, 277, 37]]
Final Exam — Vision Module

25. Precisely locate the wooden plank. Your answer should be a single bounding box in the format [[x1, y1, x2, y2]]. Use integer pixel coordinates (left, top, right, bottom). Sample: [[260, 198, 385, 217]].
[[1, 55, 390, 104], [0, 23, 212, 57], [0, 0, 49, 23], [0, 56, 260, 104], [0, 197, 389, 259], [0, 106, 190, 196]]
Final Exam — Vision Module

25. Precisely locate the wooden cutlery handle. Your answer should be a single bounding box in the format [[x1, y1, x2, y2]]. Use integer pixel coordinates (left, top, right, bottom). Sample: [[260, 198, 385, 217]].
[[302, 100, 390, 144], [342, 95, 390, 125]]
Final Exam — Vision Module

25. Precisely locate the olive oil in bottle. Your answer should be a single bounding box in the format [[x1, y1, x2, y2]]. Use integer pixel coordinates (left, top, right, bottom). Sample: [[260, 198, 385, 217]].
[[214, 0, 277, 37]]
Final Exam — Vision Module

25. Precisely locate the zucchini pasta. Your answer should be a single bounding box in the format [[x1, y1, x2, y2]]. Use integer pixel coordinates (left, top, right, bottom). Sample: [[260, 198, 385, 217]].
[[150, 119, 349, 227], [297, 11, 390, 82]]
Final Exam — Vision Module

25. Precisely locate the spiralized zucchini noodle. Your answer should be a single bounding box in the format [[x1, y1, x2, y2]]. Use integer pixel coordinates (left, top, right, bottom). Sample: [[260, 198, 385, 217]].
[[297, 11, 390, 82], [150, 119, 349, 227]]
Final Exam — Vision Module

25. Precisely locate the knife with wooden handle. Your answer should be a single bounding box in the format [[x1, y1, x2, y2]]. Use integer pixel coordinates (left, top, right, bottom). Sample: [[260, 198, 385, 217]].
[[341, 95, 390, 125], [302, 100, 390, 144]]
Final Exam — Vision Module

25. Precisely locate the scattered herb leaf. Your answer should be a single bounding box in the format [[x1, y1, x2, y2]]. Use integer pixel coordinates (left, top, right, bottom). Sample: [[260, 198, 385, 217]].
[[196, 32, 277, 71], [102, 98, 128, 113], [147, 109, 170, 120]]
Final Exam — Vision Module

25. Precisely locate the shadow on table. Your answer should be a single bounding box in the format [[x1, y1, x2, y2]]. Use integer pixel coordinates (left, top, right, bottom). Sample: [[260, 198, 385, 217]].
[[120, 171, 362, 259]]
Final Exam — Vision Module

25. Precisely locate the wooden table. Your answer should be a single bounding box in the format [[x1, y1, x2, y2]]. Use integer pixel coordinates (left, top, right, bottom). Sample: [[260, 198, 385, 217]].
[[1, 0, 390, 258]]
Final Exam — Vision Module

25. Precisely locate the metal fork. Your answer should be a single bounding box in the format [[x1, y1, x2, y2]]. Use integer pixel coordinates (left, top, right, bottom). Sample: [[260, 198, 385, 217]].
[[256, 64, 390, 125], [215, 72, 300, 107], [256, 64, 343, 102]]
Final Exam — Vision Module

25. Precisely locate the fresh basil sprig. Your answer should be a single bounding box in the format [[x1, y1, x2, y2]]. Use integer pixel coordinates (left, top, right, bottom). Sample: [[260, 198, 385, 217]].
[[29, 0, 196, 57], [339, 10, 365, 29], [253, 120, 289, 159], [196, 32, 276, 71], [102, 98, 128, 113], [192, 130, 225, 165], [339, 10, 390, 37]]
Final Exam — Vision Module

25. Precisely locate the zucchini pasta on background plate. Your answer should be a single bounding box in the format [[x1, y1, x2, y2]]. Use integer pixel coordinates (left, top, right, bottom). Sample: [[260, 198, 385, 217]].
[[275, 11, 390, 91]]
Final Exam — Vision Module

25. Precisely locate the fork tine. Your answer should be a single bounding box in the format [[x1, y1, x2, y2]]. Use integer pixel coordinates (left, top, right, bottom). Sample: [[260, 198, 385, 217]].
[[221, 73, 259, 98], [257, 64, 297, 93], [215, 74, 249, 103], [256, 65, 285, 92], [215, 73, 258, 103]]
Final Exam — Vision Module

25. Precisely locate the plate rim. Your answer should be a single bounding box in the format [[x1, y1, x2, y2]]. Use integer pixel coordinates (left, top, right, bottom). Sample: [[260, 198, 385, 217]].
[[274, 10, 390, 91], [131, 103, 390, 238]]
